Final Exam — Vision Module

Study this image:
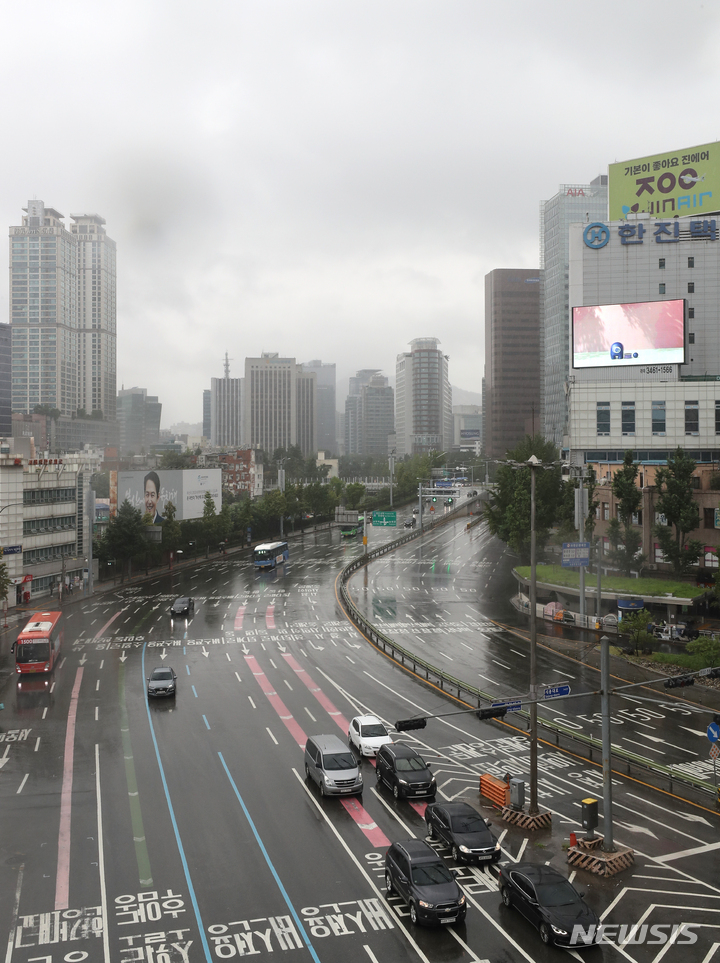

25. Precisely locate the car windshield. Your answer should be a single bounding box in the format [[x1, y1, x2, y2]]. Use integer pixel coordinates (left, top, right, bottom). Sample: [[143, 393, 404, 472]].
[[535, 881, 581, 907], [16, 641, 50, 664], [412, 862, 454, 886], [151, 669, 173, 681], [361, 724, 387, 737], [396, 756, 427, 772], [173, 599, 188, 607], [323, 752, 356, 771], [450, 813, 487, 834]]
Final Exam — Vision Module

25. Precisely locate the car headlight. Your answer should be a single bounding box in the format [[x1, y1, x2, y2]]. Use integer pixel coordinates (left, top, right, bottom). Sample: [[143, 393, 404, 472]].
[[430, 775, 436, 783], [324, 777, 335, 786], [398, 778, 408, 785], [418, 900, 433, 908], [494, 842, 501, 851], [357, 773, 363, 782], [458, 895, 466, 906], [459, 845, 471, 854], [551, 925, 568, 936]]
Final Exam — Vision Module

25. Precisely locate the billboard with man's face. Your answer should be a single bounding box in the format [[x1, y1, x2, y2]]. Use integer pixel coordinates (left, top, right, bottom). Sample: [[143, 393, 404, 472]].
[[110, 469, 222, 521]]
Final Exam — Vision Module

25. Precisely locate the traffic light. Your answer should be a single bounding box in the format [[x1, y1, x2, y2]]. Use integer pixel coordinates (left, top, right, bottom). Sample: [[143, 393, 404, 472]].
[[705, 669, 720, 680], [477, 706, 508, 720], [664, 674, 695, 689], [432, 496, 437, 503], [394, 717, 428, 732], [447, 497, 453, 505]]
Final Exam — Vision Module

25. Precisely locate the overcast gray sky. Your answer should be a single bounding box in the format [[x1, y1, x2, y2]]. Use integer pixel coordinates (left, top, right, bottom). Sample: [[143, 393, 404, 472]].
[[2, 0, 719, 426]]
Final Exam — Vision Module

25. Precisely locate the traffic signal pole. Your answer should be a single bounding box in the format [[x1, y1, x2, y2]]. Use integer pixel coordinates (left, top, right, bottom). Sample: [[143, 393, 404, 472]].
[[600, 634, 615, 853]]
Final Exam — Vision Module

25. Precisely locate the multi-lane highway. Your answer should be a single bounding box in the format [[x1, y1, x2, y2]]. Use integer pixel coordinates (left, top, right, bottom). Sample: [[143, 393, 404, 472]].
[[0, 511, 718, 963]]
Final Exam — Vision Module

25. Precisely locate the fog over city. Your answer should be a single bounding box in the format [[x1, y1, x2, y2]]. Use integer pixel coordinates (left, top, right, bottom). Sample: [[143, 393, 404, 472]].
[[1, 0, 717, 424]]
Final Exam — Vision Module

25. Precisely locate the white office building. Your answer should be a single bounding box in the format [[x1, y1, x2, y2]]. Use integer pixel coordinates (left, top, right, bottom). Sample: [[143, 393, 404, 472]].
[[243, 354, 317, 455], [567, 214, 720, 465], [395, 338, 452, 456]]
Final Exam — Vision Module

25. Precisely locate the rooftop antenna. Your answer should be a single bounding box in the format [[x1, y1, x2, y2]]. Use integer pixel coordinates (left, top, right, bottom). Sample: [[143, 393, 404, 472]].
[[223, 352, 232, 378]]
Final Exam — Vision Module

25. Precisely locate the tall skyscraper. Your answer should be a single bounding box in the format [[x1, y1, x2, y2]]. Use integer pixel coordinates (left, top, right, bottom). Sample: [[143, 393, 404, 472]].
[[202, 389, 211, 441], [395, 338, 452, 456], [117, 387, 162, 455], [211, 353, 243, 447], [243, 353, 316, 455], [70, 213, 117, 419], [302, 360, 336, 453], [9, 201, 116, 420], [540, 177, 608, 446], [344, 370, 394, 456], [0, 325, 11, 436], [484, 269, 542, 459]]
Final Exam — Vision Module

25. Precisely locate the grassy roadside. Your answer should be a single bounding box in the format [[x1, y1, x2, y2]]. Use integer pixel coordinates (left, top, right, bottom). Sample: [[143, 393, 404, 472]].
[[515, 564, 706, 600]]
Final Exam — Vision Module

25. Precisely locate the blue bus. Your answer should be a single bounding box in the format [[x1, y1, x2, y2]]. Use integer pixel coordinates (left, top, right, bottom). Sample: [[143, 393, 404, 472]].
[[252, 541, 289, 569]]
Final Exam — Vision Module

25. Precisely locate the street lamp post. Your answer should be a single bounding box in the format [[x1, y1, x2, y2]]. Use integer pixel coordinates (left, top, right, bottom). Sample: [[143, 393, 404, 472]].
[[600, 634, 616, 853], [528, 454, 539, 816]]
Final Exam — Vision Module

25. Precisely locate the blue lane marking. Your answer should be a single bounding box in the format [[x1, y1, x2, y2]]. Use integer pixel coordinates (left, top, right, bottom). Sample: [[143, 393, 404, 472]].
[[218, 753, 321, 963], [203, 715, 210, 729], [186, 665, 191, 675], [183, 645, 186, 655], [192, 685, 198, 698], [141, 644, 212, 962]]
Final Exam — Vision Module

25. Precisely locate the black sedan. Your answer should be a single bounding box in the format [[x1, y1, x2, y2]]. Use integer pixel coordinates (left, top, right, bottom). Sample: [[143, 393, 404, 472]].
[[498, 863, 599, 948], [376, 743, 436, 799], [147, 667, 178, 698], [170, 597, 194, 619], [425, 801, 500, 864]]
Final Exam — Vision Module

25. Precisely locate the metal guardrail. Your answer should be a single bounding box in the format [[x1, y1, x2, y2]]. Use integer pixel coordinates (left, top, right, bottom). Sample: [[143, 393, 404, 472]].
[[337, 504, 719, 810]]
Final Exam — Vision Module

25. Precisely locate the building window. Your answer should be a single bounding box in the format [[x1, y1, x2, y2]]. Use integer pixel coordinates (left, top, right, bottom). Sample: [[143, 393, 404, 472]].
[[705, 548, 719, 568], [689, 333, 695, 344], [704, 508, 715, 529], [651, 400, 666, 435], [603, 502, 609, 521], [716, 400, 720, 434], [621, 401, 635, 435], [596, 401, 610, 436], [688, 257, 695, 268], [654, 542, 665, 563], [689, 307, 695, 318], [685, 400, 699, 435], [659, 283, 666, 294], [631, 510, 643, 525], [658, 258, 665, 269], [688, 282, 695, 293]]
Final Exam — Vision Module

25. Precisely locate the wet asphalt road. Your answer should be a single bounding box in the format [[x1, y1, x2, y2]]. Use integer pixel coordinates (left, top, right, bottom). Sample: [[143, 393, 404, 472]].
[[0, 509, 718, 963]]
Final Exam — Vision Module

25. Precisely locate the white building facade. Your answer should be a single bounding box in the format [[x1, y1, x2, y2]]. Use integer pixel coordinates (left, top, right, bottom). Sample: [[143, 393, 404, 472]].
[[395, 338, 452, 457], [567, 214, 720, 465]]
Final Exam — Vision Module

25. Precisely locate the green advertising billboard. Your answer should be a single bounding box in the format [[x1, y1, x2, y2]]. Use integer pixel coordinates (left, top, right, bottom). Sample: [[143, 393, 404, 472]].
[[609, 140, 720, 220]]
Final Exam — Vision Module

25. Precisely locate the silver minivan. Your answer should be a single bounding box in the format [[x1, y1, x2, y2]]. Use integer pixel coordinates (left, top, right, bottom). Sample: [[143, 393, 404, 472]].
[[304, 734, 363, 797]]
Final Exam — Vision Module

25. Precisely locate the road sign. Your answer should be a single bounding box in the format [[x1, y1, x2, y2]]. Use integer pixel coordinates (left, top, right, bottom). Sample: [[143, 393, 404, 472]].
[[561, 542, 590, 568], [710, 743, 720, 760], [372, 511, 397, 527], [543, 684, 571, 700], [707, 721, 720, 743], [492, 700, 522, 713]]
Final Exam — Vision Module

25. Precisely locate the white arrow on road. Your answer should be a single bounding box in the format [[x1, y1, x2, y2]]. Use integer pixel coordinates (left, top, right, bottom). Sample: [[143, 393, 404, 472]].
[[277, 643, 286, 652], [242, 644, 250, 655], [345, 641, 361, 649], [676, 812, 714, 826], [201, 649, 209, 658], [159, 649, 167, 661], [679, 726, 708, 738], [309, 642, 324, 651], [614, 820, 657, 839], [78, 654, 88, 665], [119, 652, 128, 663], [0, 747, 10, 769]]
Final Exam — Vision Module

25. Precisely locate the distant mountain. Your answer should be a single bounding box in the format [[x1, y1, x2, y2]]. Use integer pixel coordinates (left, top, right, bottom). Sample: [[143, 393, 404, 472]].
[[452, 385, 482, 408]]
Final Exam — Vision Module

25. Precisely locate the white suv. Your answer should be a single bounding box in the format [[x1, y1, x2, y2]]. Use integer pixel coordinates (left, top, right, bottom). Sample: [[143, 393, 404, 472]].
[[348, 715, 393, 757]]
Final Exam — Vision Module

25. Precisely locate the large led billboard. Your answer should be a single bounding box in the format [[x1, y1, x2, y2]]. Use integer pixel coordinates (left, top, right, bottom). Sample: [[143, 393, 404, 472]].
[[110, 469, 222, 521], [572, 299, 685, 369], [608, 140, 719, 220]]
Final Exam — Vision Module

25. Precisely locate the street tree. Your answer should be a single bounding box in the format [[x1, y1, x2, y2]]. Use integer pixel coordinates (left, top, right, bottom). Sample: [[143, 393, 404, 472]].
[[653, 448, 703, 575], [100, 500, 147, 579], [619, 608, 653, 656], [607, 451, 645, 576], [0, 557, 11, 607]]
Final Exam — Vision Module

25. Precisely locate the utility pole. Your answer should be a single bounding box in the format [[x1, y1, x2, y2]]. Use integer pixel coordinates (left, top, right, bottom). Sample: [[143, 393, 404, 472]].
[[600, 635, 616, 853], [578, 472, 586, 618], [389, 450, 395, 509], [528, 454, 539, 816]]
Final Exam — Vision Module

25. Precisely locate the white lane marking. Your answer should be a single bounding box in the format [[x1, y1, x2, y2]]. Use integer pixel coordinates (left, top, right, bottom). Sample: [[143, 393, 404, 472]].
[[34, 738, 40, 751], [16, 774, 28, 794], [491, 659, 510, 670], [95, 745, 111, 963], [510, 649, 526, 658], [655, 841, 720, 863], [248, 696, 256, 709], [304, 707, 317, 722], [266, 728, 278, 745], [235, 672, 242, 683]]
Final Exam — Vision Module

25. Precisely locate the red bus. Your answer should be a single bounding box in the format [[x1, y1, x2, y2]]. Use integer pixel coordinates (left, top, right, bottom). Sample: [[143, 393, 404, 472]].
[[13, 611, 63, 675]]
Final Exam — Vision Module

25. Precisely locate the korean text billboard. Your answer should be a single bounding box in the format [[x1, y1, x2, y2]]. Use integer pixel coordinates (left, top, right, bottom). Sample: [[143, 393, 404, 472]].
[[572, 299, 685, 369], [609, 141, 720, 220], [111, 469, 222, 521]]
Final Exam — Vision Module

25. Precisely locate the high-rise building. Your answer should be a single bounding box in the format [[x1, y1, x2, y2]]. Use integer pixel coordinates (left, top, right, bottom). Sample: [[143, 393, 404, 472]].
[[302, 360, 336, 453], [484, 270, 542, 459], [345, 369, 379, 456], [202, 390, 211, 441], [117, 387, 162, 455], [345, 371, 394, 456], [243, 353, 317, 455], [395, 338, 452, 456], [69, 213, 117, 419], [452, 405, 482, 450], [211, 354, 243, 447], [0, 325, 11, 436], [9, 201, 116, 420], [540, 177, 608, 446]]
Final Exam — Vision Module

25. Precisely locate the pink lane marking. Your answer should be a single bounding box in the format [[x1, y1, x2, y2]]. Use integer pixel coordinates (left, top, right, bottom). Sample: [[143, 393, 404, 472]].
[[409, 801, 428, 818], [282, 653, 349, 732], [266, 605, 275, 630], [234, 605, 246, 631], [93, 610, 123, 640], [55, 667, 84, 910], [340, 798, 390, 848], [245, 655, 307, 748]]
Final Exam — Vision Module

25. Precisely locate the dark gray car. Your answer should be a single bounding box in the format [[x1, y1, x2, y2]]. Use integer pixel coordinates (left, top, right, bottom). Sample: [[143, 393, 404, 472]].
[[147, 666, 177, 698], [385, 839, 466, 926]]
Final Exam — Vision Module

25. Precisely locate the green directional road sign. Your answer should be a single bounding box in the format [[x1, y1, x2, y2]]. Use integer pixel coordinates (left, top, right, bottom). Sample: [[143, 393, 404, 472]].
[[372, 511, 397, 527]]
